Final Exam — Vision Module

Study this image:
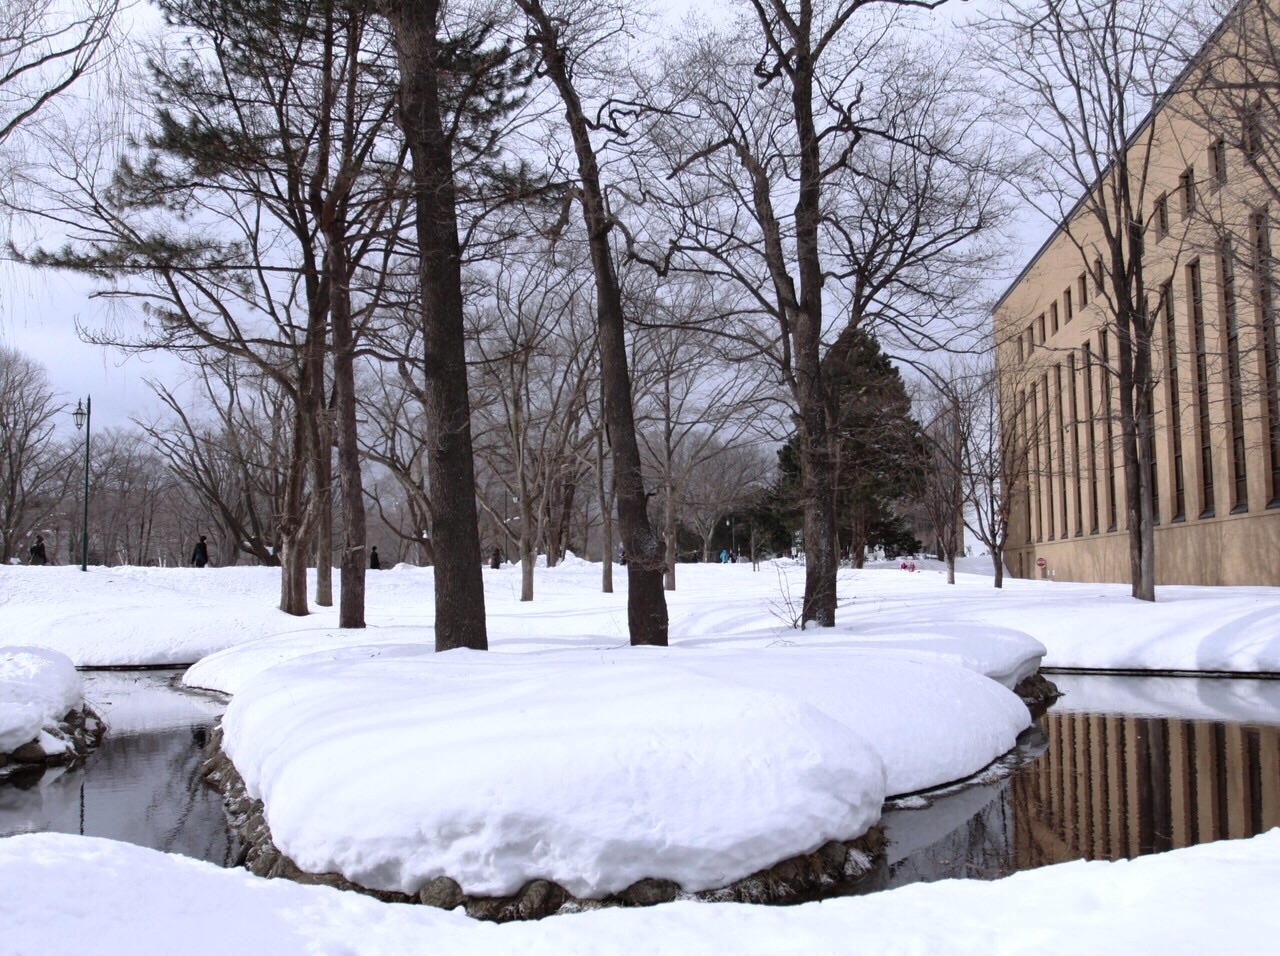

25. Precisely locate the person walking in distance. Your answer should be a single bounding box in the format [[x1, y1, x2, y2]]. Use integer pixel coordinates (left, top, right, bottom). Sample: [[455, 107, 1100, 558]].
[[369, 546, 381, 570], [191, 536, 210, 568], [28, 535, 48, 566]]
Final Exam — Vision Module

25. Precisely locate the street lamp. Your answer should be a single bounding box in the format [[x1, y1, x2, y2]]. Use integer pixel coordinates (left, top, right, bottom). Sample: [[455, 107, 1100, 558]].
[[72, 396, 91, 571]]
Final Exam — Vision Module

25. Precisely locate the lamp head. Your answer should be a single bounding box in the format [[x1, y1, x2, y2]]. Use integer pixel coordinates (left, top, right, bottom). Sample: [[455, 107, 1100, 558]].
[[72, 400, 87, 431]]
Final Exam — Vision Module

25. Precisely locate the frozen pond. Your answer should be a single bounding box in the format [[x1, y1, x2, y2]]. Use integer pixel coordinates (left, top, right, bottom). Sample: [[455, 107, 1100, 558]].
[[2, 671, 1278, 893]]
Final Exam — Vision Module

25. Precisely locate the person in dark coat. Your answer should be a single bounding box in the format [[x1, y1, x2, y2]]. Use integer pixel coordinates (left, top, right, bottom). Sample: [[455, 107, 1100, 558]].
[[191, 536, 209, 568], [369, 546, 381, 570], [28, 535, 48, 566], [490, 547, 502, 570]]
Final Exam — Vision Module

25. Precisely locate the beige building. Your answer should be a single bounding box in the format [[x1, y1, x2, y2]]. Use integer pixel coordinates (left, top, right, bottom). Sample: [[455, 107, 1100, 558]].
[[993, 3, 1280, 586]]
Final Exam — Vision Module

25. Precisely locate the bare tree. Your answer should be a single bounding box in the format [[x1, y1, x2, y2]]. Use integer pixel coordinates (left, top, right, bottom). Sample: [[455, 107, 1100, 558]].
[[471, 238, 597, 601], [680, 440, 775, 562], [640, 3, 1007, 626], [0, 345, 76, 562], [138, 357, 295, 567], [0, 0, 119, 169], [913, 370, 970, 584], [955, 353, 1028, 588], [629, 278, 781, 588], [514, 0, 669, 645]]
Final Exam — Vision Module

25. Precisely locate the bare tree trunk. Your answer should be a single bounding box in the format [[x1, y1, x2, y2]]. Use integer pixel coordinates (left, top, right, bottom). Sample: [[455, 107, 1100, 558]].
[[379, 0, 486, 650], [314, 414, 334, 607], [596, 418, 613, 594], [331, 261, 366, 627], [520, 495, 535, 601]]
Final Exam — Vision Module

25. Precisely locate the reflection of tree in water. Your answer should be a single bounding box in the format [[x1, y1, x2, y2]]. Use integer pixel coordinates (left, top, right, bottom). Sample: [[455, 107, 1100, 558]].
[[882, 785, 1018, 890], [0, 720, 237, 866]]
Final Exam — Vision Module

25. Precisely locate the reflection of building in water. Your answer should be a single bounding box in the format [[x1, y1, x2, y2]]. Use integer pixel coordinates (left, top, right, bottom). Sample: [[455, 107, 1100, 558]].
[[1014, 712, 1280, 868]]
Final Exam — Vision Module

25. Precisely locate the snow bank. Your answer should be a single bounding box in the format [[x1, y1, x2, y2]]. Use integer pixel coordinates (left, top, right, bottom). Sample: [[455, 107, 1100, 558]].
[[0, 647, 83, 753], [2, 829, 1277, 955]]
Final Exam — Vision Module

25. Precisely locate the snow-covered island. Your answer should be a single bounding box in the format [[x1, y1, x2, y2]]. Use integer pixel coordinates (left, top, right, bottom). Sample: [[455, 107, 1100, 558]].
[[3, 557, 1279, 952]]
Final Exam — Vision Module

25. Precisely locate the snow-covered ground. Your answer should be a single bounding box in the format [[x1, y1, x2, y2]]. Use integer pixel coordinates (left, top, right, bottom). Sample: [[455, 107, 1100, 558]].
[[3, 556, 1277, 673], [0, 829, 1276, 955], [2, 557, 1279, 952]]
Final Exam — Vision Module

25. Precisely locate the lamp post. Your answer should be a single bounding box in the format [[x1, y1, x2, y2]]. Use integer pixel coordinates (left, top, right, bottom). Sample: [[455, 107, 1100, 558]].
[[72, 396, 91, 571]]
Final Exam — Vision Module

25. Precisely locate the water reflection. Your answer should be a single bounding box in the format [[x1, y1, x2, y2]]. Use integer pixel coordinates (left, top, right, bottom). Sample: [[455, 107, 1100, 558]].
[[883, 675, 1280, 885], [1012, 710, 1280, 866], [4, 670, 1277, 889], [0, 672, 237, 865]]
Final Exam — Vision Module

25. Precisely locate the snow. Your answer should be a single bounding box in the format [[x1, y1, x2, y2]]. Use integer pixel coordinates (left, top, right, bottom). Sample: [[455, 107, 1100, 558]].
[[1, 829, 1278, 955], [219, 646, 1028, 897], [5, 557, 1277, 675], [0, 647, 83, 753], [2, 556, 1279, 951]]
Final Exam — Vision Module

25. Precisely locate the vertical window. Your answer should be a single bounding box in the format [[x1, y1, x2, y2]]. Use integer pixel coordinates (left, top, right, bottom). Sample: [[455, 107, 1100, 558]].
[[1189, 260, 1216, 517], [1220, 239, 1249, 512], [1253, 211, 1280, 505], [1017, 333, 1025, 362], [1026, 326, 1034, 355], [1100, 330, 1118, 531], [1050, 303, 1059, 336], [1056, 364, 1068, 535], [1245, 99, 1263, 159], [1064, 288, 1073, 324], [1030, 385, 1043, 542], [1147, 295, 1160, 525], [1210, 138, 1228, 186], [1021, 392, 1033, 544], [1069, 352, 1084, 535], [1163, 282, 1186, 521], [1037, 313, 1046, 344], [1078, 273, 1089, 309], [1042, 375, 1055, 539], [1084, 344, 1100, 534], [1094, 257, 1106, 293], [1180, 167, 1196, 219], [1154, 193, 1169, 236]]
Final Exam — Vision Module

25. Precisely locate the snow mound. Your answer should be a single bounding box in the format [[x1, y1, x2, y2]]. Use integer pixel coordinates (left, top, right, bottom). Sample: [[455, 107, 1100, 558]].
[[220, 645, 1031, 898], [0, 646, 84, 753], [222, 649, 887, 897]]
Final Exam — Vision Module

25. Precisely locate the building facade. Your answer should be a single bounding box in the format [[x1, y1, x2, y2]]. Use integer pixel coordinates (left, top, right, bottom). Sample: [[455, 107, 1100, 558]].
[[993, 3, 1280, 587]]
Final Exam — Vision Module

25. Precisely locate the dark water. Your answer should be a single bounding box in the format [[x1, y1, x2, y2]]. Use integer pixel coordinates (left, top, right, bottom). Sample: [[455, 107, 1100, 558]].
[[881, 674, 1280, 888], [0, 672, 237, 865], [3, 671, 1277, 887]]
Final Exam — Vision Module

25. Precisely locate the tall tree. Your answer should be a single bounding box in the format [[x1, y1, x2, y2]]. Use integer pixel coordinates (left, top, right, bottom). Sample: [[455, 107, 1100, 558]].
[[822, 326, 926, 568], [471, 238, 596, 600], [644, 2, 1005, 625], [374, 0, 532, 650], [514, 0, 669, 645], [19, 0, 400, 617]]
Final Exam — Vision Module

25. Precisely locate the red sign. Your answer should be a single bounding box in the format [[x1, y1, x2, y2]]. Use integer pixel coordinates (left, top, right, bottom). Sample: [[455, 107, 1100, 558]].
[[1036, 557, 1047, 568]]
